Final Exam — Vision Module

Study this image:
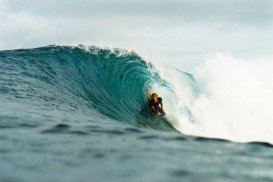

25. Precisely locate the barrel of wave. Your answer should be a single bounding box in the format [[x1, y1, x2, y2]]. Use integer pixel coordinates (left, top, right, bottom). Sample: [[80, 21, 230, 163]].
[[148, 65, 200, 133]]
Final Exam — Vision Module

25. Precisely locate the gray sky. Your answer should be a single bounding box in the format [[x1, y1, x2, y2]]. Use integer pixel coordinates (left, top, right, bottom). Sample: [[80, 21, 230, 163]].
[[0, 0, 272, 71]]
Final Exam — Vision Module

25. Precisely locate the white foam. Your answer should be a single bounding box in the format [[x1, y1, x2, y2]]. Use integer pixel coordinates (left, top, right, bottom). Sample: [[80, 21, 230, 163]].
[[156, 53, 273, 144]]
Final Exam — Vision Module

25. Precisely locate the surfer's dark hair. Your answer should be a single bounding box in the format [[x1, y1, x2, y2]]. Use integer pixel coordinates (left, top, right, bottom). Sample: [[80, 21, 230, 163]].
[[158, 97, 162, 102]]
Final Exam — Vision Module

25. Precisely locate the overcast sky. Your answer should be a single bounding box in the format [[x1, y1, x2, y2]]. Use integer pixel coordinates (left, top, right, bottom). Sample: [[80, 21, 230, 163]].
[[0, 0, 272, 71]]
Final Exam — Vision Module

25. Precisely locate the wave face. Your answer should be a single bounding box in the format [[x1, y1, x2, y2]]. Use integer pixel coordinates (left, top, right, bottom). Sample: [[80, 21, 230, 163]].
[[1, 46, 273, 144], [0, 45, 177, 132]]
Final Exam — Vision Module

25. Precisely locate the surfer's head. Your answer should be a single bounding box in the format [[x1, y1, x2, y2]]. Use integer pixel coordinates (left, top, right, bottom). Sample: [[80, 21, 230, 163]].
[[151, 93, 158, 102]]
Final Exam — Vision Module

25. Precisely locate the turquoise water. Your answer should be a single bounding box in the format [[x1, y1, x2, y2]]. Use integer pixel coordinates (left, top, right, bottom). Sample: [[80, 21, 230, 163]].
[[0, 45, 272, 182]]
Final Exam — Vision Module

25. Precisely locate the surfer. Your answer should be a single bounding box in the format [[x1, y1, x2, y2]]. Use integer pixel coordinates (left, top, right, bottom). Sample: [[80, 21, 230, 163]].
[[145, 89, 166, 116]]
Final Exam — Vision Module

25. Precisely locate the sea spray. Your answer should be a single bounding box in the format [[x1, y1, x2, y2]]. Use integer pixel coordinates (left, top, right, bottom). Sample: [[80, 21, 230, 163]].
[[155, 53, 273, 143]]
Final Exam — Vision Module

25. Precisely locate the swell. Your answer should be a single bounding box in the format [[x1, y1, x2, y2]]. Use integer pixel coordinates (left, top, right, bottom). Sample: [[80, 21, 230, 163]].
[[0, 45, 178, 132]]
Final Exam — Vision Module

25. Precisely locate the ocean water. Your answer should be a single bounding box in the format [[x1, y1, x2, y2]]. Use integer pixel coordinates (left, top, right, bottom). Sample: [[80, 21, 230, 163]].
[[0, 45, 272, 182]]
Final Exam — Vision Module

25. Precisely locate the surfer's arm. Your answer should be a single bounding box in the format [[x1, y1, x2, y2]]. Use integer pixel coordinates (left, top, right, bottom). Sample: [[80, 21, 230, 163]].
[[146, 89, 151, 99], [150, 105, 160, 115], [150, 105, 157, 113]]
